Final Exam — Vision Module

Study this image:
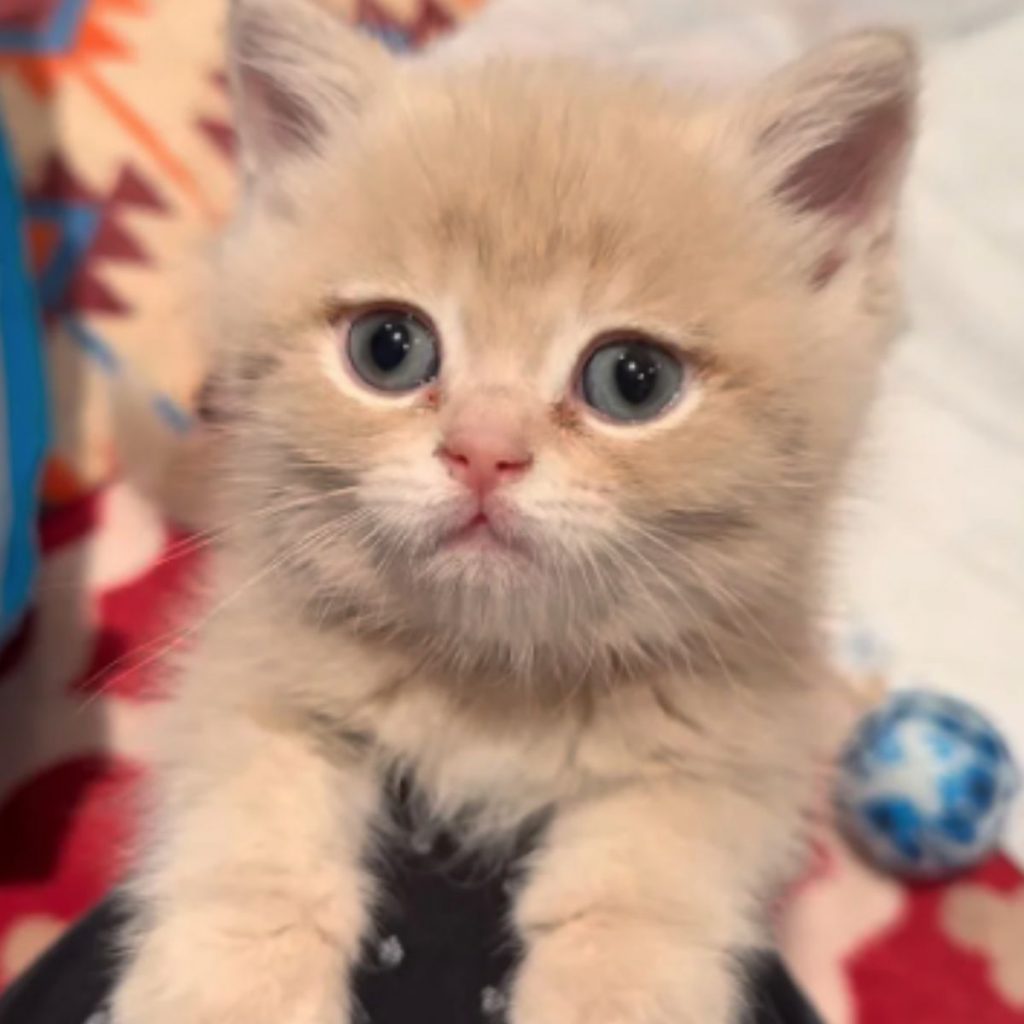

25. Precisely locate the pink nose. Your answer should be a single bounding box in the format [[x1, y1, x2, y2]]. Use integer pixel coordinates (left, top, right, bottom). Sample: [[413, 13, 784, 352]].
[[438, 429, 533, 497]]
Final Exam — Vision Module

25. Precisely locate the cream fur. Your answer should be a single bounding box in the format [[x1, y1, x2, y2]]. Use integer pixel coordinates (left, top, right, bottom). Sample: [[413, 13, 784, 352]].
[[112, 4, 918, 1023]]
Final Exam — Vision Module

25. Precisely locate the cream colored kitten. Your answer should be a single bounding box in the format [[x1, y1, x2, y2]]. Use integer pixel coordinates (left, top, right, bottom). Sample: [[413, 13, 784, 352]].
[[112, 2, 917, 1022]]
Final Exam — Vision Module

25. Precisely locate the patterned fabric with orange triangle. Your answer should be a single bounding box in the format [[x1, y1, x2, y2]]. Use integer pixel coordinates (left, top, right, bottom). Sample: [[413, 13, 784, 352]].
[[0, 0, 474, 506]]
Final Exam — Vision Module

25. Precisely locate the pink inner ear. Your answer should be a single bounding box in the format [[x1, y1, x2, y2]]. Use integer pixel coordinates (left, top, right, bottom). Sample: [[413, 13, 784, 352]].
[[242, 63, 325, 158], [773, 95, 911, 222], [233, 7, 327, 162], [810, 248, 846, 290]]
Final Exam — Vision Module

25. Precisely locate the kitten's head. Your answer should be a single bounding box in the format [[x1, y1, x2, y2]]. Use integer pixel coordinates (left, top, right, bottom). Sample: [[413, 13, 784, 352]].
[[213, 0, 917, 681]]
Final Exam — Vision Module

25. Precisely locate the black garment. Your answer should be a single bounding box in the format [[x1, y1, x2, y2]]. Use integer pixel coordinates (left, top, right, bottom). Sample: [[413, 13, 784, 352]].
[[0, 789, 823, 1024]]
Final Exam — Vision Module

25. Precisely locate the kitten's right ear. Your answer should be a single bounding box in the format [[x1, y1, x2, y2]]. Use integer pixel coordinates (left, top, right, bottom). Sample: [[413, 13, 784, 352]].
[[726, 30, 918, 284], [228, 0, 394, 192]]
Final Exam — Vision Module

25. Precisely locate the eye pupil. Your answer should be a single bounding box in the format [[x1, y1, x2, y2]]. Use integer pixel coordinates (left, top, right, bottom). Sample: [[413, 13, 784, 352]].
[[345, 307, 439, 394], [369, 320, 412, 372], [615, 347, 659, 405], [579, 337, 683, 423]]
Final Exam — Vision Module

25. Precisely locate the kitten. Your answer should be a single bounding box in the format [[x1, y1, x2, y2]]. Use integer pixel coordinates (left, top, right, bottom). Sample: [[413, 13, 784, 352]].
[[111, 2, 917, 1022]]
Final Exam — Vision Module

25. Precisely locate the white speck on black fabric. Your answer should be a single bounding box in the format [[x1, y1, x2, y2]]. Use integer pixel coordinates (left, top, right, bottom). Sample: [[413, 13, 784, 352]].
[[480, 985, 508, 1019], [376, 934, 405, 970]]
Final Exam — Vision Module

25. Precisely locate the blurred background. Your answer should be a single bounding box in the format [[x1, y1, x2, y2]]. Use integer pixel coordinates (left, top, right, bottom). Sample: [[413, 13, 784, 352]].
[[0, 1, 1021, 1021]]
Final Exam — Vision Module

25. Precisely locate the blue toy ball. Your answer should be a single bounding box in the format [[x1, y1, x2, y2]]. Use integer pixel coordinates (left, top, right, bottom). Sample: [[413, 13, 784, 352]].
[[835, 690, 1021, 880]]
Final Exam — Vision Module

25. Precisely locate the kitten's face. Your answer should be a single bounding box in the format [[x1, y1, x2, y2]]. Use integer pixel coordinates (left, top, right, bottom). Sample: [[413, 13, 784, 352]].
[[217, 4, 915, 677]]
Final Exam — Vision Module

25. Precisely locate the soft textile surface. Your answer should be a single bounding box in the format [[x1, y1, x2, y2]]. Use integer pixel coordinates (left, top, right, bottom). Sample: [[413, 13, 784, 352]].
[[1, 2, 1022, 1022]]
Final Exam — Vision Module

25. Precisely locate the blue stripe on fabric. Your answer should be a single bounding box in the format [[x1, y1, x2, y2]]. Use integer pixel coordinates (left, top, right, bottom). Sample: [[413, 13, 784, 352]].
[[0, 113, 50, 638], [63, 316, 120, 374], [65, 319, 194, 438], [361, 24, 413, 52], [153, 393, 193, 435], [26, 199, 100, 310], [0, 0, 92, 55]]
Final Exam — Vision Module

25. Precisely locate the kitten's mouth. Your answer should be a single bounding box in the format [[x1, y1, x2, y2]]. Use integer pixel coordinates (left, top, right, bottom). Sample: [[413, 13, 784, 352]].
[[451, 511, 490, 538], [444, 512, 503, 547], [439, 507, 529, 558]]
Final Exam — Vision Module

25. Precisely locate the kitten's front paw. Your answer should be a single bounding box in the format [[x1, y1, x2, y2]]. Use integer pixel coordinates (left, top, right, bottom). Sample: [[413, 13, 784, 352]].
[[111, 913, 346, 1024], [511, 917, 734, 1024]]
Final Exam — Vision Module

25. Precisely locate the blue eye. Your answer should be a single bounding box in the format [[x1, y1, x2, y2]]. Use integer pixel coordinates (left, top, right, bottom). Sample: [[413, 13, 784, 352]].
[[580, 339, 683, 423], [346, 308, 439, 392]]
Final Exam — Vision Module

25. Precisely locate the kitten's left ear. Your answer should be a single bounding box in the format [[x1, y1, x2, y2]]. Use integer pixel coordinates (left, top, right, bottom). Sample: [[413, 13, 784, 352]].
[[734, 30, 918, 280], [228, 0, 395, 193]]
